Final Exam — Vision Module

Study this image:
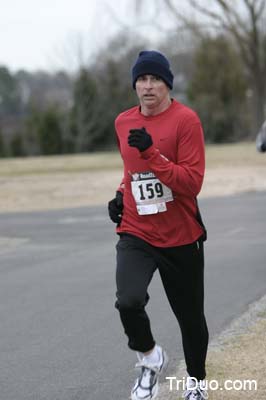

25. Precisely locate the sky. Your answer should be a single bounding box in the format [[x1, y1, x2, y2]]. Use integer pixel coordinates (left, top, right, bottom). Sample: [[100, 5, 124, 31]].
[[0, 0, 170, 73], [1, 0, 239, 73], [1, 0, 114, 72]]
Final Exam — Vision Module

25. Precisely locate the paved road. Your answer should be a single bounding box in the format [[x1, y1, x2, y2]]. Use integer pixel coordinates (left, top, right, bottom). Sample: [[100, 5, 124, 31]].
[[0, 192, 265, 400]]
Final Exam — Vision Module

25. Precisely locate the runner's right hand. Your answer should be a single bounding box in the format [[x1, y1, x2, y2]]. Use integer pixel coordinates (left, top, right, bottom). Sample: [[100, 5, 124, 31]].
[[108, 191, 124, 225]]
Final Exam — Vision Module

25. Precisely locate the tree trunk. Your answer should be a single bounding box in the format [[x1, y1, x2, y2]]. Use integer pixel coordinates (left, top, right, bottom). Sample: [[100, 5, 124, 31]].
[[253, 82, 266, 133]]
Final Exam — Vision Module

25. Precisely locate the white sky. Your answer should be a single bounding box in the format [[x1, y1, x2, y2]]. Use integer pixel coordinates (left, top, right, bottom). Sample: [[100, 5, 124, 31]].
[[2, 0, 247, 73], [0, 0, 113, 72], [0, 0, 170, 73]]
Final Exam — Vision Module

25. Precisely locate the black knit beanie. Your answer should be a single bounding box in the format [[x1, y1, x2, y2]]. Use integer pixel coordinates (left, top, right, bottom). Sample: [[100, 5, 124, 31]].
[[132, 50, 174, 90]]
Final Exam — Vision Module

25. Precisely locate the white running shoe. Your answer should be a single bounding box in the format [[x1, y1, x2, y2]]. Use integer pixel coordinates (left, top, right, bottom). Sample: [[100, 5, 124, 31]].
[[131, 346, 168, 400], [182, 378, 208, 400]]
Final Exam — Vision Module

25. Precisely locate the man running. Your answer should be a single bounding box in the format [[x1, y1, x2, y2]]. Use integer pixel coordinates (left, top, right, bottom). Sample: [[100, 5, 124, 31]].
[[108, 50, 209, 400]]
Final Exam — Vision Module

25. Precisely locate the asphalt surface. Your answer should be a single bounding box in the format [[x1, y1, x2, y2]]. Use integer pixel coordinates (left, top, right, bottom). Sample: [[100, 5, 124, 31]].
[[0, 191, 265, 400]]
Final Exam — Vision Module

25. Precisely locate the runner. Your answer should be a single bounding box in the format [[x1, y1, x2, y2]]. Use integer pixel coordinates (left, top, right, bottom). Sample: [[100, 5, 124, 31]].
[[108, 50, 209, 400]]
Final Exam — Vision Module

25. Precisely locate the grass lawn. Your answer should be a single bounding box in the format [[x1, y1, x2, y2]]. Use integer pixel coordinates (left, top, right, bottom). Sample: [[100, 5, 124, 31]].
[[0, 141, 265, 177]]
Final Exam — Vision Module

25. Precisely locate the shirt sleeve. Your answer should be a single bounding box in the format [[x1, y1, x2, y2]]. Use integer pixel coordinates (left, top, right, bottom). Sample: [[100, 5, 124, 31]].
[[117, 178, 125, 194], [115, 130, 125, 194], [140, 122, 205, 197]]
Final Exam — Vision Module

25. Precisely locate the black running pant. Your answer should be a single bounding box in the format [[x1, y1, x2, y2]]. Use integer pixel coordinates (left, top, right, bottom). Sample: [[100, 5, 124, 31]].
[[115, 233, 209, 380]]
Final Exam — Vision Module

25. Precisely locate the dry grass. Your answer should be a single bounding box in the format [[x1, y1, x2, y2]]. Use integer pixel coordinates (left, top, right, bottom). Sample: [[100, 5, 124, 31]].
[[0, 141, 265, 213], [201, 142, 266, 198], [205, 318, 266, 400], [0, 142, 265, 213], [205, 141, 266, 167], [0, 151, 122, 176], [0, 152, 122, 212], [0, 142, 264, 177], [160, 318, 266, 400]]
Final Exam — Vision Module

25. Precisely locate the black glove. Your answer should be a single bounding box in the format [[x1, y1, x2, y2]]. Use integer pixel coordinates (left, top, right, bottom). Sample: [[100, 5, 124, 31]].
[[128, 127, 153, 152], [108, 191, 124, 225]]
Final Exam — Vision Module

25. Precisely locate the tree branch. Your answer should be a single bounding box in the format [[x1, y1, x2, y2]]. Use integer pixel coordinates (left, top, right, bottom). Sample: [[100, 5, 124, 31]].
[[254, 0, 266, 19], [164, 0, 224, 38]]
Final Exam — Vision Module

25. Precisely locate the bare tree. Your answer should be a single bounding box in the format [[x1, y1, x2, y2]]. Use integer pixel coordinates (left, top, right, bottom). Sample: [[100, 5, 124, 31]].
[[162, 0, 266, 130]]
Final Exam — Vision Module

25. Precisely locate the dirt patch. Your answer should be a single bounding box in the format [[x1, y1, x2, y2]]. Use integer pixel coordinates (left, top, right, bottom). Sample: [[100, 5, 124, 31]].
[[0, 170, 122, 213]]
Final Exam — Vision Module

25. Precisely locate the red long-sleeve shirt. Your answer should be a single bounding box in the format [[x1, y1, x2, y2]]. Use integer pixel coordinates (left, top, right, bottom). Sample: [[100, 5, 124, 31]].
[[115, 99, 205, 247]]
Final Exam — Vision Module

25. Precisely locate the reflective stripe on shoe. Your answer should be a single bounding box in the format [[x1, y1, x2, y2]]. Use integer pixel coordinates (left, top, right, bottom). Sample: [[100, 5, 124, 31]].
[[182, 388, 208, 400], [131, 348, 169, 400], [131, 367, 159, 400]]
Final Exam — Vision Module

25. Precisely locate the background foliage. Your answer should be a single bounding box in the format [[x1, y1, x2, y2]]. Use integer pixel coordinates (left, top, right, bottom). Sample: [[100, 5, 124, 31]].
[[0, 0, 266, 157]]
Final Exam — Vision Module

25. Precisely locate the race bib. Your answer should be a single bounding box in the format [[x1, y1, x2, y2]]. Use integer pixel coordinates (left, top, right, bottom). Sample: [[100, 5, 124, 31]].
[[131, 171, 173, 215]]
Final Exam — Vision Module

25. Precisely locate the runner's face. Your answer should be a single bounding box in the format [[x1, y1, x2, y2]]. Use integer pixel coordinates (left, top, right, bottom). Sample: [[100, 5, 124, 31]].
[[135, 74, 170, 110]]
